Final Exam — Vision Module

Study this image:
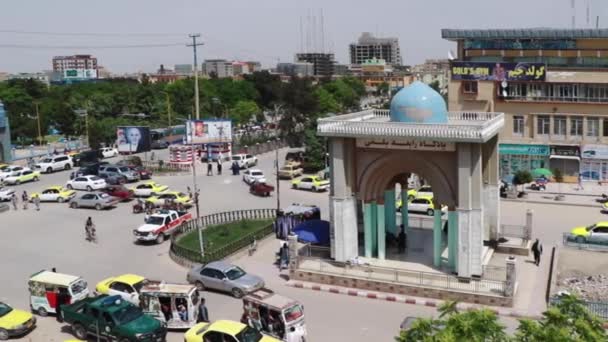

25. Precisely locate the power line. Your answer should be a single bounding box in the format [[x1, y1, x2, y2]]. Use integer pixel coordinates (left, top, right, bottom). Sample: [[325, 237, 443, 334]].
[[0, 29, 186, 37], [0, 43, 184, 49]]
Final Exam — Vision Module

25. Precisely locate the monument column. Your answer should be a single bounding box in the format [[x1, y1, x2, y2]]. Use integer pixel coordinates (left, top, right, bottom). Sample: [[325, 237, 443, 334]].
[[329, 137, 358, 262], [447, 206, 458, 271], [377, 198, 386, 260], [384, 189, 397, 236], [482, 135, 500, 241], [400, 184, 409, 234], [470, 143, 484, 276], [433, 199, 442, 267]]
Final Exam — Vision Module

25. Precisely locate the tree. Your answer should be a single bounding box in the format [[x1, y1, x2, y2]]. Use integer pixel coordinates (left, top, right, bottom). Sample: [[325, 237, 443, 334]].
[[302, 128, 326, 173], [229, 100, 260, 125], [397, 295, 607, 341], [513, 170, 533, 192]]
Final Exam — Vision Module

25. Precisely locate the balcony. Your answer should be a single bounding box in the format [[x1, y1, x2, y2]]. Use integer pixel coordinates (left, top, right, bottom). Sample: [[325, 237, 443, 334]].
[[317, 109, 504, 143]]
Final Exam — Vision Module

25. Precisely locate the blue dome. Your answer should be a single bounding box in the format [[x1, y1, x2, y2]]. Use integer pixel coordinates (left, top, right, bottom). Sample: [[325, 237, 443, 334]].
[[389, 81, 447, 123]]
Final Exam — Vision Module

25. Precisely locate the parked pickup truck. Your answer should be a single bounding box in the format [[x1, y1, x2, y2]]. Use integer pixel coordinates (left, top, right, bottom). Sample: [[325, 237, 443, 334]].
[[61, 295, 166, 342], [278, 164, 304, 179], [133, 210, 192, 244]]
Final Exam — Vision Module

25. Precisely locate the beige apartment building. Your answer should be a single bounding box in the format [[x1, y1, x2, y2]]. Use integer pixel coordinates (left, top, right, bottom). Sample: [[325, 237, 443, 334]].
[[443, 28, 608, 182]]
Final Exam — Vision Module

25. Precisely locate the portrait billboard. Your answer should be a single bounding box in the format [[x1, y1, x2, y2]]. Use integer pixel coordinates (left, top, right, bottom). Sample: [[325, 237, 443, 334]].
[[116, 126, 151, 153], [185, 120, 232, 144], [450, 62, 546, 81]]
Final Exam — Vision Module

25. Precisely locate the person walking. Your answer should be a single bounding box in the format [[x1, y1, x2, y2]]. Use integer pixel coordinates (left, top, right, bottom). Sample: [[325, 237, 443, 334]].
[[216, 159, 222, 175], [531, 238, 543, 266], [11, 194, 18, 211], [196, 298, 209, 323], [207, 162, 213, 176], [21, 191, 28, 210], [85, 217, 96, 242], [33, 195, 41, 211], [578, 174, 584, 190]]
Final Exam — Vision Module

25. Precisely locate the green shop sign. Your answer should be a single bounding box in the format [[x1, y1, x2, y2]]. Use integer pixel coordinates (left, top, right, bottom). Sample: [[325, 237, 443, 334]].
[[499, 144, 549, 156]]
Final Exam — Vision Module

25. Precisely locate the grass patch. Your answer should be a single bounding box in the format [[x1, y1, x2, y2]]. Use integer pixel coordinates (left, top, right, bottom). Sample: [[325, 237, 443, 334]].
[[178, 219, 273, 252]]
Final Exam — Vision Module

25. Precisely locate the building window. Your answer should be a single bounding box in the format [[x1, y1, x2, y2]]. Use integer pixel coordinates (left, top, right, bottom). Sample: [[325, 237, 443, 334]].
[[462, 81, 478, 94], [587, 117, 599, 137], [554, 116, 567, 136], [513, 116, 524, 135], [603, 119, 608, 137], [571, 117, 583, 136], [537, 116, 550, 135]]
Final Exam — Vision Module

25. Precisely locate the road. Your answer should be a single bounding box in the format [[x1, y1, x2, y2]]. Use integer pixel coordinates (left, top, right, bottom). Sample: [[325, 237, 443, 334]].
[[2, 149, 526, 341]]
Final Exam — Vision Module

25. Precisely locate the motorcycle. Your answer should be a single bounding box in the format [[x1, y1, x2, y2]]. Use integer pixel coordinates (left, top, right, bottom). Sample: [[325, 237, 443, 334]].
[[85, 225, 97, 243], [596, 193, 608, 203], [132, 199, 146, 214]]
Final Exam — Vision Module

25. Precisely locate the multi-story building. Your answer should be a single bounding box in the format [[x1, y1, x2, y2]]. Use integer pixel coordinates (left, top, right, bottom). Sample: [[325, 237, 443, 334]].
[[295, 53, 335, 77], [349, 32, 402, 66], [350, 58, 412, 90], [245, 61, 262, 73], [443, 28, 608, 182], [8, 72, 51, 86], [174, 64, 193, 76], [202, 59, 234, 78], [276, 62, 315, 77], [412, 59, 450, 94], [52, 55, 98, 72]]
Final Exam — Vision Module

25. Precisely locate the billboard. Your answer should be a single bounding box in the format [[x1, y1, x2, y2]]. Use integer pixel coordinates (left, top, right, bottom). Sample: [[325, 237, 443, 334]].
[[63, 69, 98, 79], [451, 62, 546, 81], [185, 120, 232, 144], [116, 126, 151, 153]]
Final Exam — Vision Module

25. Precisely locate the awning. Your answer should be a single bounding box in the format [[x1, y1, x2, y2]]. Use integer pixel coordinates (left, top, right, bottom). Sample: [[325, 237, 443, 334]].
[[550, 155, 580, 161]]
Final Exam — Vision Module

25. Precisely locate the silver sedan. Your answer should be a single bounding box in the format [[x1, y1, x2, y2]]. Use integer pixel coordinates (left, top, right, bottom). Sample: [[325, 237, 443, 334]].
[[186, 261, 265, 298], [69, 192, 119, 210]]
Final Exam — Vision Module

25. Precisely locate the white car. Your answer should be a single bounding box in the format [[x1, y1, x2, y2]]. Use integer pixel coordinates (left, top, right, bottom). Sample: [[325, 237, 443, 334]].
[[416, 186, 434, 198], [0, 187, 15, 201], [101, 147, 118, 159], [407, 197, 446, 216], [0, 165, 25, 181], [34, 155, 73, 173], [232, 154, 258, 169], [243, 169, 266, 184], [66, 175, 107, 191]]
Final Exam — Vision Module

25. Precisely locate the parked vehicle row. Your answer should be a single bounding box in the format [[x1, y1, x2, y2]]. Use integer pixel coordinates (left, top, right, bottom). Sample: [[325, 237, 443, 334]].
[[12, 263, 305, 342]]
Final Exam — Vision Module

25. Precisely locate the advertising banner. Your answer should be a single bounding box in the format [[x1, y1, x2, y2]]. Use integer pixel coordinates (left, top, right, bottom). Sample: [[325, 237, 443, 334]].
[[550, 145, 580, 157], [582, 145, 608, 160], [499, 144, 549, 156], [185, 120, 232, 144], [63, 69, 97, 79], [451, 62, 546, 81], [116, 126, 151, 153]]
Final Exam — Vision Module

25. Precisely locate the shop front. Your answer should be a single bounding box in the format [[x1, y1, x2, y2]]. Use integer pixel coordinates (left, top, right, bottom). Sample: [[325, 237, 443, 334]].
[[499, 143, 549, 178], [581, 144, 608, 182], [549, 145, 580, 183]]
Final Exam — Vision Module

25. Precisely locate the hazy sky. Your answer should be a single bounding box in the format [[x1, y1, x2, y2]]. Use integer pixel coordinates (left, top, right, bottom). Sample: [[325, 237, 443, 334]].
[[1, 0, 607, 73]]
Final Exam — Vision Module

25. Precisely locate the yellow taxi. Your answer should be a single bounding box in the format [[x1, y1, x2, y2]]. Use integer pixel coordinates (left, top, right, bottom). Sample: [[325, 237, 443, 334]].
[[396, 189, 419, 209], [30, 186, 76, 203], [131, 181, 169, 197], [184, 320, 280, 342], [146, 191, 192, 207], [95, 274, 148, 305], [0, 302, 36, 340], [291, 175, 330, 192], [571, 221, 608, 243]]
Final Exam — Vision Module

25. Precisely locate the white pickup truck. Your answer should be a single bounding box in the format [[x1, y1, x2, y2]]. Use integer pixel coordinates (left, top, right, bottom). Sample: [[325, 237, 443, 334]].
[[133, 210, 192, 244]]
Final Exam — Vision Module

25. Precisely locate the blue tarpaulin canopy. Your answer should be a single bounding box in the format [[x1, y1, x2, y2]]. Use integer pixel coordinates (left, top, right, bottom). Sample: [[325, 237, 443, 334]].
[[292, 219, 330, 246]]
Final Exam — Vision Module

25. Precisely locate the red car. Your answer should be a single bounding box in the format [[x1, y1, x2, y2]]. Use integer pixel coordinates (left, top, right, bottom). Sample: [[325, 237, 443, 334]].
[[131, 166, 152, 180], [103, 185, 134, 201]]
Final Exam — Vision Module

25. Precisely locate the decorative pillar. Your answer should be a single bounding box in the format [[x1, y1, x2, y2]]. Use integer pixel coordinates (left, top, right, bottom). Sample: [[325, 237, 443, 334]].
[[377, 201, 386, 260], [525, 209, 534, 242], [371, 201, 378, 257], [363, 202, 373, 258], [433, 202, 442, 267], [447, 209, 458, 271], [401, 188, 409, 234], [384, 190, 396, 235], [505, 256, 517, 297], [287, 234, 299, 272]]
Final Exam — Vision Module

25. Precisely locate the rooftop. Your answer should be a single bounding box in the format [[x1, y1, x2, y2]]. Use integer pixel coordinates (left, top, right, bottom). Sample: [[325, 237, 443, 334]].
[[317, 109, 504, 143], [442, 28, 608, 40]]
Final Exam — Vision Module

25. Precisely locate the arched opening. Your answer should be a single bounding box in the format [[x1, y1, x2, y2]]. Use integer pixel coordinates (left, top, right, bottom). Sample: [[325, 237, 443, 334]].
[[355, 151, 459, 271]]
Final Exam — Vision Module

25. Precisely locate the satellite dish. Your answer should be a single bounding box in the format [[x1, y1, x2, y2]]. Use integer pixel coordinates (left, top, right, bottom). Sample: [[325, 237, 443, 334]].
[[447, 50, 456, 61], [501, 80, 508, 89]]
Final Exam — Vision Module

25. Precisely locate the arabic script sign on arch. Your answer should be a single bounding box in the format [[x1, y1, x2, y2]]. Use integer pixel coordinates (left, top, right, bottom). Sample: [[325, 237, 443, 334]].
[[356, 139, 456, 152]]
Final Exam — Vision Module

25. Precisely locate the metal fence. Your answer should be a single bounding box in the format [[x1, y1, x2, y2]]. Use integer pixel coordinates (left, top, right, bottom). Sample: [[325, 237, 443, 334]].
[[481, 265, 508, 282], [500, 224, 530, 240], [550, 297, 608, 320], [233, 139, 287, 156], [141, 160, 192, 173], [403, 215, 447, 230], [298, 257, 507, 296], [170, 209, 276, 264], [562, 233, 608, 251], [299, 244, 332, 258]]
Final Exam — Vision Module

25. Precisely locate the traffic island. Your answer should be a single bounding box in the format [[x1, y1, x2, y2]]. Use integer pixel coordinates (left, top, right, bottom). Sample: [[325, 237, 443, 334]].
[[169, 209, 276, 268]]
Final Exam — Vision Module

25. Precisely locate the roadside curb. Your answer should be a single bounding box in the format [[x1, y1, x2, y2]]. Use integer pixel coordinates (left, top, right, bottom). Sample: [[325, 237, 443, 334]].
[[287, 280, 608, 328], [501, 198, 600, 208]]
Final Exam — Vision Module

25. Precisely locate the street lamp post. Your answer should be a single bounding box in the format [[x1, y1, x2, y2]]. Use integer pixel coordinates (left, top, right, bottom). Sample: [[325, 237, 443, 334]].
[[75, 109, 89, 147], [35, 103, 42, 146]]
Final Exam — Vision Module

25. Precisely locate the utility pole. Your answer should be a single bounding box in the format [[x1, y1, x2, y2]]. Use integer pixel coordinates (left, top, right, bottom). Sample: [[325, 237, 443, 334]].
[[34, 102, 42, 146], [187, 34, 203, 119], [273, 104, 283, 215]]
